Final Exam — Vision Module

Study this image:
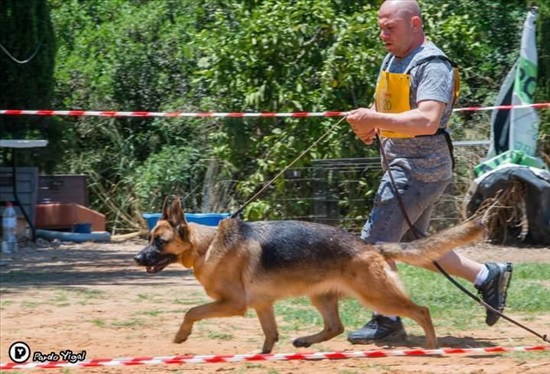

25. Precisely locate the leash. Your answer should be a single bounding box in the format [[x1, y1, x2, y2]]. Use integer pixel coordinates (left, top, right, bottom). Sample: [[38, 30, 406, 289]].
[[227, 112, 548, 343], [375, 132, 549, 343], [230, 115, 349, 218]]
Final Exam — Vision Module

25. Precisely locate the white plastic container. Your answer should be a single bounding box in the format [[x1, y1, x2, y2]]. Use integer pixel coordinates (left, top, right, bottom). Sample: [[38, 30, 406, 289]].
[[2, 202, 17, 253]]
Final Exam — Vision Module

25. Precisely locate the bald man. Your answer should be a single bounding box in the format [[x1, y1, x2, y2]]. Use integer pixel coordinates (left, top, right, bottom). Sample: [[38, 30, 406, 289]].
[[346, 0, 513, 345]]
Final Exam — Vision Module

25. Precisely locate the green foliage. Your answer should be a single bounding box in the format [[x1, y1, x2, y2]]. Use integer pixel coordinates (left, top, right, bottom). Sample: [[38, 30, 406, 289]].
[[46, 0, 218, 230], [0, 0, 61, 170], [535, 1, 550, 156], [192, 1, 385, 219], [129, 144, 209, 213], [1, 0, 548, 229]]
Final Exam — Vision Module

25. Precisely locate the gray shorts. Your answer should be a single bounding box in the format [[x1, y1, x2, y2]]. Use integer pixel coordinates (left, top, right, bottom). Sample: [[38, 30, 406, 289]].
[[361, 166, 451, 243]]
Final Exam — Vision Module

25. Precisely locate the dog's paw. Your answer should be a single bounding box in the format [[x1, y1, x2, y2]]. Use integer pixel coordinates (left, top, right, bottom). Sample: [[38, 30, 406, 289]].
[[173, 333, 189, 344], [292, 338, 312, 348]]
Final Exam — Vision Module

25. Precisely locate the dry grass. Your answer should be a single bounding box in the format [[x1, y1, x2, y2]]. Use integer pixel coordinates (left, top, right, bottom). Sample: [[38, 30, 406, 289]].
[[480, 181, 529, 244]]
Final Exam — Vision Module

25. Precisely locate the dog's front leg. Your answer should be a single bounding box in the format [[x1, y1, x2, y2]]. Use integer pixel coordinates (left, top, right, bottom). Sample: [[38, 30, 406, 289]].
[[174, 300, 247, 344], [254, 303, 279, 353]]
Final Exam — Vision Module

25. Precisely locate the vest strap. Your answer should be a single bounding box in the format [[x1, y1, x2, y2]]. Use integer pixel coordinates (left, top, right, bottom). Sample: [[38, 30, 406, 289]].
[[415, 127, 446, 137]]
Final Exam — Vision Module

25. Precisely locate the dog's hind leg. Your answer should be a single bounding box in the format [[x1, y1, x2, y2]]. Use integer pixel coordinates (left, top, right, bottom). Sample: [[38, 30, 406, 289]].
[[292, 293, 344, 348], [254, 303, 279, 353], [174, 299, 247, 344], [374, 298, 436, 348], [350, 275, 437, 348]]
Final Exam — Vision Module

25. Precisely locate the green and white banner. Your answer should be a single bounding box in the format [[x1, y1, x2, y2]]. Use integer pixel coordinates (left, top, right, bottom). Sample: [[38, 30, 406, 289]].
[[488, 8, 539, 158]]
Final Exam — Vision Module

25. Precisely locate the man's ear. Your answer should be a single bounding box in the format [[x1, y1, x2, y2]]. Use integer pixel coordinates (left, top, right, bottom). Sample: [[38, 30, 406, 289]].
[[411, 16, 422, 31]]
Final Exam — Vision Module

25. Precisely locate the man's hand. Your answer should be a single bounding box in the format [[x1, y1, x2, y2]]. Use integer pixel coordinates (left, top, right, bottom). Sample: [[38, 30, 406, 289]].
[[346, 108, 377, 145]]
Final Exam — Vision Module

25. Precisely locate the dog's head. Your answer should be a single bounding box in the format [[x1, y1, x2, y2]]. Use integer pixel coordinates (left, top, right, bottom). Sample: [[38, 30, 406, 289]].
[[134, 197, 192, 273]]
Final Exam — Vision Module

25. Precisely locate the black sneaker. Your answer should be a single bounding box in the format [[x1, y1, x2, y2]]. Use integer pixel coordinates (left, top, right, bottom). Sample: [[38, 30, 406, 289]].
[[347, 315, 406, 344], [475, 262, 513, 326]]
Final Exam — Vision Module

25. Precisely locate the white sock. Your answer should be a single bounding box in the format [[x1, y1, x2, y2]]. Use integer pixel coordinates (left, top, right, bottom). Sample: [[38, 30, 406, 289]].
[[474, 265, 489, 287]]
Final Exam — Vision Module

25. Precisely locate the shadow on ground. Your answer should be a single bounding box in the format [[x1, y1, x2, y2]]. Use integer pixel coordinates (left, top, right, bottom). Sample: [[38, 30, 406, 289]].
[[0, 239, 194, 289], [371, 333, 503, 349]]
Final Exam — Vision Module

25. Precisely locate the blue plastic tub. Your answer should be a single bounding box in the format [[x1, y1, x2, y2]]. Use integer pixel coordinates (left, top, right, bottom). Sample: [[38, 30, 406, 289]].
[[36, 229, 111, 243], [72, 223, 92, 234], [142, 212, 230, 230]]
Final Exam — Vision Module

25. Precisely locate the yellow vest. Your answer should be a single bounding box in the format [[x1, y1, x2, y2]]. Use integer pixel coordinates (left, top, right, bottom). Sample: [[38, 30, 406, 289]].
[[375, 56, 460, 138]]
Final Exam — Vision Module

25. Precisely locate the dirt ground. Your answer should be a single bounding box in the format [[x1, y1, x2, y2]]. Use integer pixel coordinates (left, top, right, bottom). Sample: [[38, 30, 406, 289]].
[[0, 236, 549, 374]]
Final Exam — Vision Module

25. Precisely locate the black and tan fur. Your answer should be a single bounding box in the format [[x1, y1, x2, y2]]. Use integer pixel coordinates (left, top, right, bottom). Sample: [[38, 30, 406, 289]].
[[134, 198, 483, 353]]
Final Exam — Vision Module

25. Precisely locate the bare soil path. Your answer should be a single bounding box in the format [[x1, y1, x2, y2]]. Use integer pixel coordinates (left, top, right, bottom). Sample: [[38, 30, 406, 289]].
[[1, 238, 549, 373]]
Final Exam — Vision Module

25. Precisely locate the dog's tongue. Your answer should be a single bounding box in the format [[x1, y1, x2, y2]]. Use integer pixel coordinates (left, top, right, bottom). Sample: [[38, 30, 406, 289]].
[[146, 266, 155, 273]]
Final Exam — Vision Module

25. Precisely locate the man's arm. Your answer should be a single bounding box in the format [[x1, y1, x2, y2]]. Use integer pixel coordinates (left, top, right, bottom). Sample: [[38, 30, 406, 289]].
[[347, 99, 445, 142]]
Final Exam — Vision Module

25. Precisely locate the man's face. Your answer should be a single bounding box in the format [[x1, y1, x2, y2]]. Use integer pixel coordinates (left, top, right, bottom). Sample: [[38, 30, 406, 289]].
[[378, 8, 415, 57]]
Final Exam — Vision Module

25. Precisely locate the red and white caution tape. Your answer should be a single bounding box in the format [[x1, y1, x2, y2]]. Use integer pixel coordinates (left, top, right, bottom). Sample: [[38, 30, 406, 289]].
[[0, 110, 347, 118], [453, 102, 550, 112], [0, 102, 548, 119], [1, 345, 548, 370]]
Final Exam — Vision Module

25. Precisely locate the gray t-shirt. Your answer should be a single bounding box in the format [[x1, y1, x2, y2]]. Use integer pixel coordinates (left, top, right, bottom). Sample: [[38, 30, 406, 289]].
[[378, 41, 454, 182]]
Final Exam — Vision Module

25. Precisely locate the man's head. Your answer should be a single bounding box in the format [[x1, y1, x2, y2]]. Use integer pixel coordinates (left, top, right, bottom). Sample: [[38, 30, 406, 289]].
[[378, 0, 425, 57]]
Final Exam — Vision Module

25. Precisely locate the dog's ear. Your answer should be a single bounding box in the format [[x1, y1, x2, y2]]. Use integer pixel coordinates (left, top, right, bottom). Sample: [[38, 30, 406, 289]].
[[176, 224, 189, 239], [160, 197, 170, 220], [168, 197, 189, 239], [168, 197, 188, 226]]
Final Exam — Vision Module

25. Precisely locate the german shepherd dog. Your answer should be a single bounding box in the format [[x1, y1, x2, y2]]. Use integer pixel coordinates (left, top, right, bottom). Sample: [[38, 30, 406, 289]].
[[134, 198, 483, 353]]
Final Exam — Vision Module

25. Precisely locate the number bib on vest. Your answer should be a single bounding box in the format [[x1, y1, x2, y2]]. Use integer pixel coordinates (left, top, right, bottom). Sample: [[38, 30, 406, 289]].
[[375, 70, 413, 138], [374, 55, 460, 139]]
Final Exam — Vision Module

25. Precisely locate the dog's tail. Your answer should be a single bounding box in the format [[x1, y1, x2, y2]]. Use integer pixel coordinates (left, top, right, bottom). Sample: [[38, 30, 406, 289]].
[[376, 219, 484, 266]]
